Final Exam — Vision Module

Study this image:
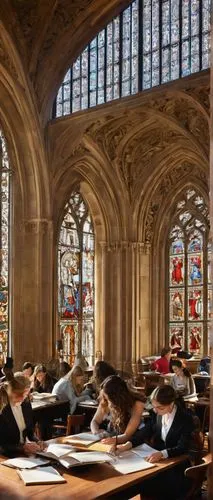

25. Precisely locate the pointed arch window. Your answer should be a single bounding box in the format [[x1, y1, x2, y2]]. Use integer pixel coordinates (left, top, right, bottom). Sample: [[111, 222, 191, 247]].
[[53, 0, 211, 117], [0, 131, 11, 365], [58, 192, 95, 365], [168, 189, 211, 356]]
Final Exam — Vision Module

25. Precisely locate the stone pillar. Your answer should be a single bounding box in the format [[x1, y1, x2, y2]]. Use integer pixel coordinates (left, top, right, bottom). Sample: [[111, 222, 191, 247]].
[[12, 217, 53, 368], [97, 241, 151, 374]]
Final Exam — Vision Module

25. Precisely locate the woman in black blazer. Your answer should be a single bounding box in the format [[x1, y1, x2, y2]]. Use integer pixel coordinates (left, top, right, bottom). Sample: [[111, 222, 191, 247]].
[[131, 385, 193, 499], [0, 372, 43, 456]]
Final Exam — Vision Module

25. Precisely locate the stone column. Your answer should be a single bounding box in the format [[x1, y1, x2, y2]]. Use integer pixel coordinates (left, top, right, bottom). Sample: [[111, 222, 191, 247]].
[[97, 241, 151, 374], [12, 217, 53, 368]]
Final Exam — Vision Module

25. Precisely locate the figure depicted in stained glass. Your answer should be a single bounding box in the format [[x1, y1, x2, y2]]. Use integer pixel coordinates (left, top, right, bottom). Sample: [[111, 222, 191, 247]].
[[188, 237, 202, 253], [171, 291, 184, 320], [188, 289, 202, 320], [189, 255, 202, 285], [189, 326, 201, 353], [170, 326, 183, 353], [171, 256, 183, 284], [171, 239, 184, 255], [58, 192, 95, 365]]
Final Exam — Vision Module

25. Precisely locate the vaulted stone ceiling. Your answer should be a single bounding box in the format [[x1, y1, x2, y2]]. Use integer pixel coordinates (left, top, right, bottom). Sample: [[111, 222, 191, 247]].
[[0, 0, 131, 121]]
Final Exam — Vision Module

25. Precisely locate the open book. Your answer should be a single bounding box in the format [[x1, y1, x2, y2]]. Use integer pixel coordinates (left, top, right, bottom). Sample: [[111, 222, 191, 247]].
[[32, 392, 57, 401], [65, 432, 101, 448], [17, 466, 66, 485], [59, 451, 114, 469], [1, 457, 49, 469], [38, 443, 76, 460]]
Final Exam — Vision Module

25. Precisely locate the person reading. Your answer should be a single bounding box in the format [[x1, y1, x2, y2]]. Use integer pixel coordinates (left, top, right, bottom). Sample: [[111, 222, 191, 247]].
[[86, 360, 117, 398], [32, 364, 57, 393], [0, 372, 43, 456], [90, 375, 146, 450], [52, 365, 91, 414], [152, 347, 171, 374], [171, 359, 196, 396], [130, 385, 194, 499]]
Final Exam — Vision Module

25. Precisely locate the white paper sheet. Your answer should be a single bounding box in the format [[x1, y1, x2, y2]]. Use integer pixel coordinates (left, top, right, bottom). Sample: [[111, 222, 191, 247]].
[[1, 457, 49, 469], [17, 466, 66, 485]]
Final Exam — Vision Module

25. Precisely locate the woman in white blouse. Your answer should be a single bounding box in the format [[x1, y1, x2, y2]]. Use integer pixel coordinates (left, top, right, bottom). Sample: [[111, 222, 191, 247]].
[[131, 385, 194, 499], [0, 372, 42, 456], [171, 359, 196, 396]]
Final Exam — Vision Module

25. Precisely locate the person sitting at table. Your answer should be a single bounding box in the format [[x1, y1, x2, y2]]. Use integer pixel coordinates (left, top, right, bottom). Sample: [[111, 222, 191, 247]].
[[0, 371, 43, 457], [91, 375, 146, 446], [171, 359, 196, 396], [130, 385, 194, 500], [32, 364, 57, 393], [87, 360, 117, 398], [58, 361, 71, 379], [52, 365, 91, 414], [22, 362, 34, 379], [152, 347, 171, 374]]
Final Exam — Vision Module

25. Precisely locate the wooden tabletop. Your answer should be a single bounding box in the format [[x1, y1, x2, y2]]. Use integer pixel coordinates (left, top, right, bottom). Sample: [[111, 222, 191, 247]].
[[0, 444, 188, 499]]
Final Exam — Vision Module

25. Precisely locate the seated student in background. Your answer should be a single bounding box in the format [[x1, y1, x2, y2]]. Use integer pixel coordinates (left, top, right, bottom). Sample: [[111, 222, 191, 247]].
[[171, 359, 196, 396], [32, 364, 57, 393], [52, 365, 91, 414], [87, 360, 117, 398], [131, 385, 193, 500], [152, 347, 171, 374], [22, 362, 34, 379], [58, 361, 71, 379], [0, 372, 43, 456], [91, 375, 146, 448]]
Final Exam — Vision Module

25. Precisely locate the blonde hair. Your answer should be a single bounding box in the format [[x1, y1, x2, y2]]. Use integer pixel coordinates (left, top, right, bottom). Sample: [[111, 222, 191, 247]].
[[65, 365, 84, 395], [0, 371, 31, 413]]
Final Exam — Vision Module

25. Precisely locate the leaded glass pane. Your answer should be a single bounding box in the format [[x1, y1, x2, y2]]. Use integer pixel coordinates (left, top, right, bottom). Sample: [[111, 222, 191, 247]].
[[0, 131, 10, 365], [54, 0, 211, 116], [58, 193, 95, 365], [169, 189, 209, 355], [169, 324, 185, 353]]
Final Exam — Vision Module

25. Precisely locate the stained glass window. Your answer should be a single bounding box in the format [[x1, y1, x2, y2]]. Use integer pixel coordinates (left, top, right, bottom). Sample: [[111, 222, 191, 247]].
[[53, 0, 211, 117], [0, 131, 11, 366], [58, 192, 95, 365], [168, 189, 211, 356]]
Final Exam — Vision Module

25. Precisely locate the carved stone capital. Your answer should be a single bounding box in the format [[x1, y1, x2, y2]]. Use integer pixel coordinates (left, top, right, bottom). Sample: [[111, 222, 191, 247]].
[[99, 241, 150, 254], [24, 219, 53, 235]]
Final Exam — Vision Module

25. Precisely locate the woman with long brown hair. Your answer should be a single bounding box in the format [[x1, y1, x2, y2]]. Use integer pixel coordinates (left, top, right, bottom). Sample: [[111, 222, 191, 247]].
[[0, 372, 42, 456], [52, 365, 91, 414], [91, 375, 146, 445]]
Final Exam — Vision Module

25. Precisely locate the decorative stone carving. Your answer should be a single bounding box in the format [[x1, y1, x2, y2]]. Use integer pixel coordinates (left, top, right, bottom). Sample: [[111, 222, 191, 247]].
[[100, 240, 150, 254], [24, 219, 53, 235]]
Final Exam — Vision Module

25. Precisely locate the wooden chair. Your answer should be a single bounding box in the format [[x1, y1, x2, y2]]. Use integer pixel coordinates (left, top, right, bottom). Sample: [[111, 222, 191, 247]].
[[52, 413, 85, 436], [184, 454, 211, 499]]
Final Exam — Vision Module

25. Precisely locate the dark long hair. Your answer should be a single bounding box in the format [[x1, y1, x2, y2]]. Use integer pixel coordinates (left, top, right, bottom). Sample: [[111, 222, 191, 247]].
[[93, 361, 117, 388], [171, 359, 191, 378], [101, 375, 146, 433]]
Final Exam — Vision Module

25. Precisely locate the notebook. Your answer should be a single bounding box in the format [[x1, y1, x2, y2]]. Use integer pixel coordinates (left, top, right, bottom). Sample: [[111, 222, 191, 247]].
[[1, 457, 49, 469], [65, 432, 101, 448], [17, 466, 66, 485]]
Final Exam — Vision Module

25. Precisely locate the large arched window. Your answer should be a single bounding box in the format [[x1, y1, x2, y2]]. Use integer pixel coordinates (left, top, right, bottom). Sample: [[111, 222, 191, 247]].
[[0, 131, 11, 365], [58, 193, 95, 365], [168, 189, 211, 356], [53, 0, 211, 118]]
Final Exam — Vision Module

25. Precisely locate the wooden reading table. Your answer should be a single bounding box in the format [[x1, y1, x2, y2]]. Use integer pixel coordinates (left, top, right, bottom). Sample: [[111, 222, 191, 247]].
[[0, 437, 189, 499]]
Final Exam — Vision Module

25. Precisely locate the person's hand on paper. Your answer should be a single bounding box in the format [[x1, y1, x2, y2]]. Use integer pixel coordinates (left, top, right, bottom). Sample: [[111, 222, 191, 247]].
[[101, 436, 116, 444], [146, 451, 164, 463], [23, 441, 42, 455], [37, 441, 45, 451]]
